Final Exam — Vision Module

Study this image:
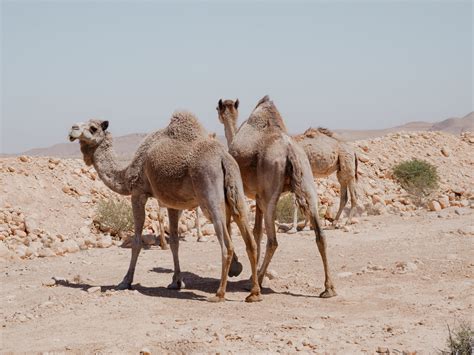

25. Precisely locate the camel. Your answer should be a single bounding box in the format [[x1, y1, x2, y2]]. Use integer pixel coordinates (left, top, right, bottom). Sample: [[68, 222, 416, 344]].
[[292, 128, 359, 230], [217, 96, 336, 298], [68, 113, 262, 302], [217, 100, 358, 231]]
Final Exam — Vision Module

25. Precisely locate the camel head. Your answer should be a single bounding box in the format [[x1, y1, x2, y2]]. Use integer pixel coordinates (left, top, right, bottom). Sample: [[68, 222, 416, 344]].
[[217, 98, 239, 125], [68, 119, 109, 147]]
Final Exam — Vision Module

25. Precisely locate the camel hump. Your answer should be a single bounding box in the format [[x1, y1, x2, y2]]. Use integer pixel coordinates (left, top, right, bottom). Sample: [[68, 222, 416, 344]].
[[303, 127, 334, 138], [165, 111, 207, 141], [255, 95, 270, 109]]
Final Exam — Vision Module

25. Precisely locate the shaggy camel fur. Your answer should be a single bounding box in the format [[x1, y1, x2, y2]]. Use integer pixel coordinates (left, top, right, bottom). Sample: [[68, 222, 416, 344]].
[[217, 96, 336, 298], [68, 114, 261, 302], [292, 128, 359, 229]]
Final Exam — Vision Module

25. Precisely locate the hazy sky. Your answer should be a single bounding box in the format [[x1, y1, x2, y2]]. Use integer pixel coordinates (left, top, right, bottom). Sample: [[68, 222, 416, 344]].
[[1, 0, 472, 153]]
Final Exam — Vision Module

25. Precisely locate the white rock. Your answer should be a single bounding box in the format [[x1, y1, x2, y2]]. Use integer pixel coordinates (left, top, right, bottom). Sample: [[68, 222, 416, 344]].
[[427, 200, 441, 212], [63, 240, 80, 253], [42, 278, 56, 287], [97, 235, 113, 248], [201, 224, 215, 236], [38, 247, 55, 257], [337, 271, 353, 278], [87, 286, 101, 293]]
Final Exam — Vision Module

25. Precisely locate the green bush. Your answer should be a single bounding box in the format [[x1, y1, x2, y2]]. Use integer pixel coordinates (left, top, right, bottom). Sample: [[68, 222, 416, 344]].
[[276, 193, 304, 223], [95, 198, 134, 235], [442, 322, 473, 355], [393, 159, 439, 203]]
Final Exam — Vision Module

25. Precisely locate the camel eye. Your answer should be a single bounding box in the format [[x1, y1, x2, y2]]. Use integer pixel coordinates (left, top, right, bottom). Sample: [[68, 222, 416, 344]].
[[90, 126, 97, 133]]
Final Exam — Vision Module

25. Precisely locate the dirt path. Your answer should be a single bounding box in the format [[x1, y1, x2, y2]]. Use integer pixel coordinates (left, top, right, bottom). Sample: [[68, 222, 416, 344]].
[[1, 210, 472, 353]]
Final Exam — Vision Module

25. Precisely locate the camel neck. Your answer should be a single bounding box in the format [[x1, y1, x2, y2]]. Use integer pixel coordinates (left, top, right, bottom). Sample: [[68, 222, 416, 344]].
[[223, 119, 238, 146], [91, 137, 132, 195]]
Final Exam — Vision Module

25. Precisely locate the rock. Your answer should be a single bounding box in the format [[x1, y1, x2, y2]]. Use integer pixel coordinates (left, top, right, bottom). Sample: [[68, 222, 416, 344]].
[[79, 195, 92, 203], [427, 200, 441, 212], [63, 240, 80, 253], [394, 261, 417, 273], [458, 225, 474, 236], [79, 226, 90, 235], [358, 154, 370, 163], [266, 269, 278, 280], [197, 235, 209, 243], [15, 245, 27, 258], [438, 196, 450, 209], [19, 155, 29, 162], [14, 229, 27, 238], [454, 208, 469, 216], [201, 224, 215, 236], [97, 235, 113, 248], [376, 347, 390, 354], [42, 278, 56, 287], [38, 247, 55, 257], [140, 347, 152, 355], [0, 243, 12, 260], [337, 271, 353, 278], [62, 186, 72, 194], [87, 286, 101, 293], [441, 147, 450, 157]]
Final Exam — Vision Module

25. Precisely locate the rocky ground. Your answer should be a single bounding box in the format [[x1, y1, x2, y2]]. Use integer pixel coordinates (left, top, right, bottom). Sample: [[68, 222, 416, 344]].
[[1, 211, 472, 353], [0, 130, 473, 353]]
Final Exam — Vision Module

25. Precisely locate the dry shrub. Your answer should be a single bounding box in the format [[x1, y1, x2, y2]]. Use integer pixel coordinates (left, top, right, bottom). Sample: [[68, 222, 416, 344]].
[[276, 193, 304, 223], [441, 321, 473, 355], [95, 198, 134, 235], [393, 159, 439, 205]]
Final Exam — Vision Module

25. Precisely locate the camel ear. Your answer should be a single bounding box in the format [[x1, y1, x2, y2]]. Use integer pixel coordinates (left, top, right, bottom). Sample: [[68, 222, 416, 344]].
[[234, 99, 239, 109], [101, 121, 109, 131], [218, 99, 223, 111]]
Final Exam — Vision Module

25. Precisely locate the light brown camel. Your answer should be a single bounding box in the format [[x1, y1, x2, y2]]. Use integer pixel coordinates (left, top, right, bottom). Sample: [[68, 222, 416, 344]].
[[292, 128, 359, 230], [217, 96, 336, 298], [68, 113, 261, 302], [217, 100, 358, 230]]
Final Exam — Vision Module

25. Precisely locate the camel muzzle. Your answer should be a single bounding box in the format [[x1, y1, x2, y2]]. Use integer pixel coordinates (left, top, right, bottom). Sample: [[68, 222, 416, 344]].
[[68, 126, 82, 142]]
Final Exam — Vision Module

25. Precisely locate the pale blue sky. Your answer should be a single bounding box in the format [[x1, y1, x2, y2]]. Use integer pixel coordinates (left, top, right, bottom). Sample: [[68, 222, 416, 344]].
[[1, 0, 472, 153]]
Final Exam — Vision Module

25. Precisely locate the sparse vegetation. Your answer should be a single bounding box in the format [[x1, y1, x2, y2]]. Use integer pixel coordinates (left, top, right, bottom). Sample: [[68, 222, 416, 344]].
[[393, 159, 439, 204], [276, 193, 303, 223], [95, 198, 134, 235], [441, 321, 473, 355]]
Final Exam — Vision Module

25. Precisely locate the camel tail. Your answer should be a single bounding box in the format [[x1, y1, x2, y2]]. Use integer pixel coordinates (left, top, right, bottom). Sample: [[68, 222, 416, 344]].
[[354, 152, 359, 181], [286, 139, 313, 218], [221, 154, 248, 219]]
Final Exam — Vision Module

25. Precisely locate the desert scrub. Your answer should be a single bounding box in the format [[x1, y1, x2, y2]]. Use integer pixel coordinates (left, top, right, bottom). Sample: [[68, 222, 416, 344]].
[[441, 321, 473, 355], [276, 193, 304, 223], [393, 159, 439, 204], [95, 198, 134, 235]]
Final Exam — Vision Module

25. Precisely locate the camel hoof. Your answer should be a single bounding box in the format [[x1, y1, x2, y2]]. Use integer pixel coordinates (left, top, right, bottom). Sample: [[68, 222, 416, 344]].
[[245, 293, 263, 303], [207, 295, 225, 303], [167, 279, 185, 290], [228, 261, 243, 277], [319, 288, 337, 298], [116, 281, 132, 290]]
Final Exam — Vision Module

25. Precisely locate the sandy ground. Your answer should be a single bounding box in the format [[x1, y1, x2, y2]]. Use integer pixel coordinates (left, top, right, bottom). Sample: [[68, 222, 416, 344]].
[[1, 210, 472, 354]]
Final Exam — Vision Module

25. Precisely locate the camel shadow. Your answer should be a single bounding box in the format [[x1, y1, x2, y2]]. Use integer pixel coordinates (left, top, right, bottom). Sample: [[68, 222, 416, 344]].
[[54, 278, 207, 301], [150, 267, 322, 299]]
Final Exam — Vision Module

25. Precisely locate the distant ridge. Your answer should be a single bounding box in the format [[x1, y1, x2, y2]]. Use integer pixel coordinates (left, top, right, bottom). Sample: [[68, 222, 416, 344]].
[[5, 112, 473, 157]]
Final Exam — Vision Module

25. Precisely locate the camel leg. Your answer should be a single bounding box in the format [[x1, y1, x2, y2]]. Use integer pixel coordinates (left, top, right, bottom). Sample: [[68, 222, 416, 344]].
[[226, 205, 243, 277], [167, 209, 185, 290], [232, 210, 262, 303], [207, 208, 234, 302], [253, 203, 263, 267], [157, 208, 168, 250], [333, 180, 348, 226], [195, 207, 208, 242], [302, 188, 337, 298], [345, 179, 359, 225], [257, 194, 280, 286], [117, 194, 146, 290], [288, 194, 298, 234]]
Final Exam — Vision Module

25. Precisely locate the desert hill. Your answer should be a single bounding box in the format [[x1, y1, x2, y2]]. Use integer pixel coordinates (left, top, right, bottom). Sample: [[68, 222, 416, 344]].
[[12, 112, 474, 158]]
